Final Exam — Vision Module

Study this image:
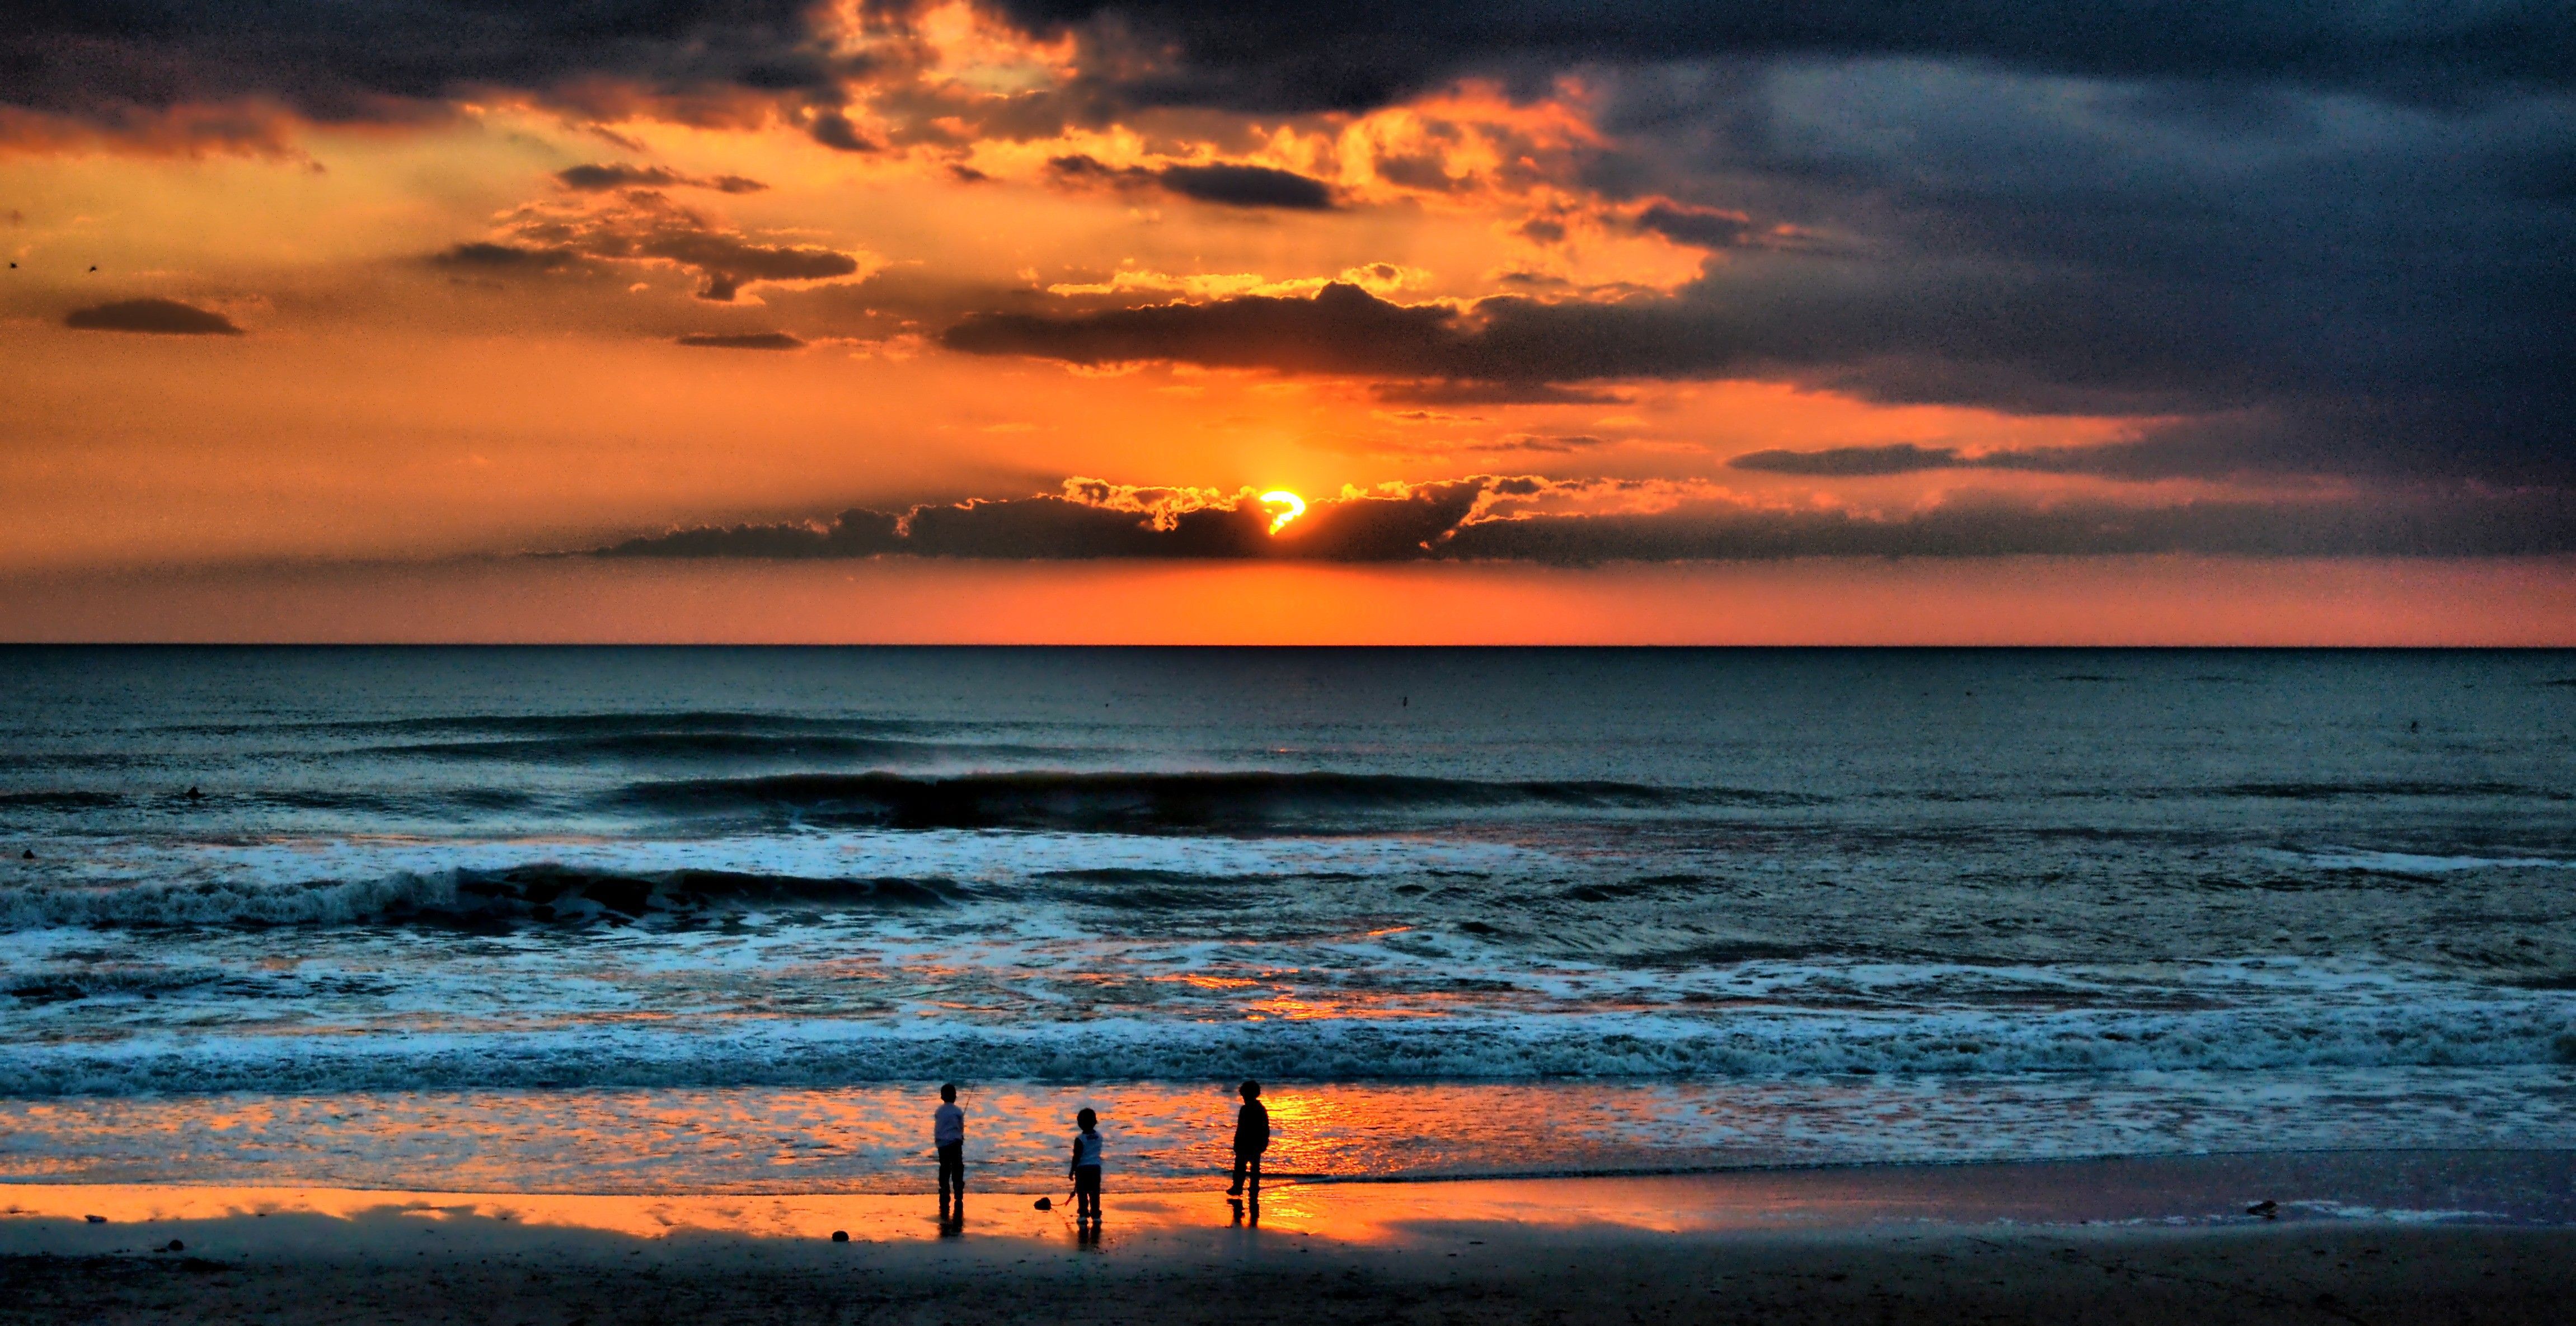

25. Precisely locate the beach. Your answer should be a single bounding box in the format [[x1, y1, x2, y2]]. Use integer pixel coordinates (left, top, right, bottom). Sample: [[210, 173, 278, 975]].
[[4, 648, 2572, 1322], [7, 1159, 2574, 1325]]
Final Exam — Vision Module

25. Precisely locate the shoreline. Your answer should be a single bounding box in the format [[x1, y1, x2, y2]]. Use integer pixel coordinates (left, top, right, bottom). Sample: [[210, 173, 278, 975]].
[[7, 1162, 2574, 1325], [6, 1149, 2570, 1249]]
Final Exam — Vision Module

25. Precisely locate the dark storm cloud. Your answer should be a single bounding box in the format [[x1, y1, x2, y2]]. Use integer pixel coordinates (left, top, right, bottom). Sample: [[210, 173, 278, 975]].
[[592, 476, 2576, 562], [63, 298, 245, 335], [2, 2, 857, 144], [1044, 154, 1339, 210], [947, 100, 2576, 488], [11, 3, 2565, 147], [963, 2, 2576, 113], [558, 164, 768, 194], [675, 331, 806, 349]]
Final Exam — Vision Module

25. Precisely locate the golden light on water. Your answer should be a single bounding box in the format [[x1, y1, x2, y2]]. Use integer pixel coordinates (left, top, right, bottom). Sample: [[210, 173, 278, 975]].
[[1260, 491, 1306, 535]]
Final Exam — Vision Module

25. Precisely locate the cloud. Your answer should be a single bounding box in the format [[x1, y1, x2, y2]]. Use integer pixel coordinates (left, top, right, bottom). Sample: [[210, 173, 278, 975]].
[[944, 281, 1461, 373], [1371, 380, 1632, 407], [675, 331, 806, 349], [969, 3, 2576, 113], [1729, 444, 1972, 476], [598, 509, 904, 558], [1045, 154, 1340, 210], [1446, 490, 2576, 561], [437, 190, 866, 301], [1631, 201, 1757, 250], [589, 473, 2576, 562], [62, 298, 245, 336], [557, 163, 767, 194], [807, 110, 880, 153], [434, 241, 583, 271], [1155, 163, 1336, 210], [1, 1, 858, 149], [598, 476, 1498, 561]]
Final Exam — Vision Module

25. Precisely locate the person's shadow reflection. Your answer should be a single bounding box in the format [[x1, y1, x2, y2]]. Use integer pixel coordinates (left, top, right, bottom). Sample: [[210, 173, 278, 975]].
[[1228, 1192, 1260, 1228]]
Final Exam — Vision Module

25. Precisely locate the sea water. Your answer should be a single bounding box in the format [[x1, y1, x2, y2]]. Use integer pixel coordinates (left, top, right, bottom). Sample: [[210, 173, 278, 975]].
[[1, 646, 2570, 1192]]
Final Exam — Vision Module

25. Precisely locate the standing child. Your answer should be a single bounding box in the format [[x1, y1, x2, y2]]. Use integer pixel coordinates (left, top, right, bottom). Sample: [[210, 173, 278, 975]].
[[1227, 1080, 1269, 1196], [933, 1083, 965, 1217], [1068, 1107, 1104, 1224]]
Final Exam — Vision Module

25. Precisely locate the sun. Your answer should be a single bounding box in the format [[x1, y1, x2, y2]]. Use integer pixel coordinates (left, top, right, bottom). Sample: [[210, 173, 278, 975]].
[[1259, 490, 1306, 535]]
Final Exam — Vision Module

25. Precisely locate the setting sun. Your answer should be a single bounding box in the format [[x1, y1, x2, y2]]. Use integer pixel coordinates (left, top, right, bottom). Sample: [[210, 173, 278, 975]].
[[1260, 491, 1307, 535]]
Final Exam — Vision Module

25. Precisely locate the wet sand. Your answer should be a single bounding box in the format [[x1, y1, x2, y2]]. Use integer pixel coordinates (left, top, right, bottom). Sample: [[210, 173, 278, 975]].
[[4, 1162, 2572, 1325]]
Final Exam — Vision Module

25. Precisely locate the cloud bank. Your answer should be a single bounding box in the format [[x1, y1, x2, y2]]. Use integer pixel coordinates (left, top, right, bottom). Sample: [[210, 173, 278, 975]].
[[593, 476, 2576, 563]]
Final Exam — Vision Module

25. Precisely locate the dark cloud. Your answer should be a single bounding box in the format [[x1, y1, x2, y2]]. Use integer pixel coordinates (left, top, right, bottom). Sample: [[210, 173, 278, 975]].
[[599, 509, 903, 558], [807, 110, 880, 152], [675, 331, 806, 349], [63, 298, 245, 335], [1446, 490, 2576, 562], [598, 479, 1490, 561], [1371, 380, 1631, 407], [945, 281, 1458, 373], [558, 163, 767, 194], [1156, 162, 1336, 209], [434, 241, 583, 271], [437, 191, 862, 301], [1729, 444, 1972, 476], [946, 110, 2576, 487], [592, 474, 2576, 562], [2, 2, 858, 147], [1632, 201, 1757, 249], [1045, 154, 1339, 210], [11, 3, 2566, 154], [968, 2, 2576, 113]]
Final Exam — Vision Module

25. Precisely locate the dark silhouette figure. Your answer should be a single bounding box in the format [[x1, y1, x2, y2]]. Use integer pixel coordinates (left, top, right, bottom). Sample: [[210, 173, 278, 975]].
[[933, 1082, 965, 1222], [1228, 1079, 1270, 1196], [1068, 1107, 1103, 1225]]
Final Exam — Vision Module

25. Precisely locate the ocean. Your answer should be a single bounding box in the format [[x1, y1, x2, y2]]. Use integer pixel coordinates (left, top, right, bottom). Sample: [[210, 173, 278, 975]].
[[2, 646, 2570, 1194]]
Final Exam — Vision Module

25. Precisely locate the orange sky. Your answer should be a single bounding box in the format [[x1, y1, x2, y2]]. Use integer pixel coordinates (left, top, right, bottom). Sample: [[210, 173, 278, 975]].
[[7, 557, 2568, 647], [2, 2, 2567, 642]]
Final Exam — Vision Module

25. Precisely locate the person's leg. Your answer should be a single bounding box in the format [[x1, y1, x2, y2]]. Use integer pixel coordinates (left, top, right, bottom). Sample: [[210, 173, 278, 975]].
[[1227, 1150, 1248, 1195], [1247, 1151, 1261, 1192], [939, 1143, 963, 1207]]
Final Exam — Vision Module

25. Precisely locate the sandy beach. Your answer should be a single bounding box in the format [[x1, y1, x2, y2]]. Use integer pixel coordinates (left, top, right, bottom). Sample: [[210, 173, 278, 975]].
[[6, 1155, 2573, 1325]]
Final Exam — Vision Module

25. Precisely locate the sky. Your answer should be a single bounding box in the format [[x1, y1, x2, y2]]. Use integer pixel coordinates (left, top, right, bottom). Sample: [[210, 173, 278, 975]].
[[2, 2, 2571, 642]]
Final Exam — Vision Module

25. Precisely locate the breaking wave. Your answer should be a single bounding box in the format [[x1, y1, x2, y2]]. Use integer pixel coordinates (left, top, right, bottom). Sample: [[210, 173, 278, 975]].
[[6, 998, 2571, 1096]]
